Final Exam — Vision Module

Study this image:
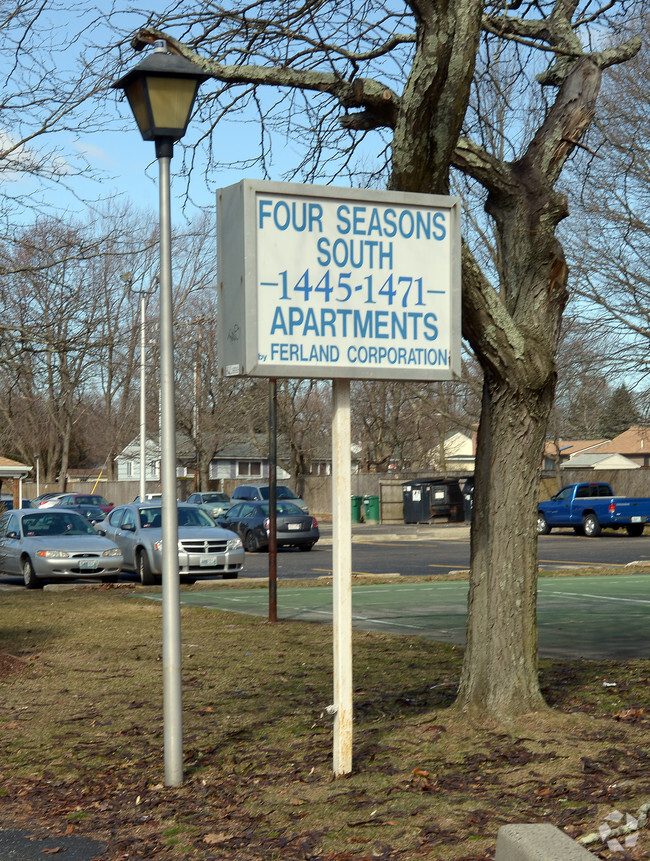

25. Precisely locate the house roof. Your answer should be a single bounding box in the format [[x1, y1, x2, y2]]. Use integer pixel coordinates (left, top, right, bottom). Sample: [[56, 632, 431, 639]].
[[584, 426, 650, 456], [0, 457, 32, 478], [544, 439, 609, 458], [561, 452, 640, 470]]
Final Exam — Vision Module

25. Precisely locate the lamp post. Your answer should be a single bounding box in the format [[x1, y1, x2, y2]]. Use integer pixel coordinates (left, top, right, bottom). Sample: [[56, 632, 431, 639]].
[[123, 272, 158, 504], [112, 41, 209, 787], [33, 453, 40, 498]]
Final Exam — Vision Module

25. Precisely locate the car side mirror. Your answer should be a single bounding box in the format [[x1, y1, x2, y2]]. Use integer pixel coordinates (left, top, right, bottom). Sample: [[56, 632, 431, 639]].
[[7, 530, 19, 539], [123, 523, 135, 532]]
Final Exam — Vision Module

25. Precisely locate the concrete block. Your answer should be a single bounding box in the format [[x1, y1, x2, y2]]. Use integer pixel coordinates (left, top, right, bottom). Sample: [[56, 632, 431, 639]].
[[496, 824, 594, 860]]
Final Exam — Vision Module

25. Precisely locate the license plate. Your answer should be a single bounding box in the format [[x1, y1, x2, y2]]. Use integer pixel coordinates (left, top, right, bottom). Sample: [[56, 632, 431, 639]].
[[287, 523, 301, 531], [79, 559, 98, 570], [200, 556, 218, 566], [631, 516, 643, 523]]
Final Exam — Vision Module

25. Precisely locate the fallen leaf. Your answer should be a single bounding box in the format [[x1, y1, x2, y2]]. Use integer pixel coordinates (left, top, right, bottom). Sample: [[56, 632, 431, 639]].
[[203, 832, 230, 845]]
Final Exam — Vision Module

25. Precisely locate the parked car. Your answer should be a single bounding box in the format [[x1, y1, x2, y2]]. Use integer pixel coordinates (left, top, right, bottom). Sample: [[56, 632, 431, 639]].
[[217, 500, 319, 552], [57, 504, 106, 526], [98, 502, 244, 584], [186, 491, 231, 518], [537, 482, 650, 537], [0, 508, 123, 588], [39, 493, 114, 513], [0, 495, 31, 511], [32, 493, 59, 507], [230, 483, 309, 513]]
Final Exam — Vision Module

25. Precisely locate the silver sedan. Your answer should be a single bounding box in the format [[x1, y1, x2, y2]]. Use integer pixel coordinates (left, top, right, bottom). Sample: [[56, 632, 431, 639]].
[[98, 502, 244, 585], [0, 508, 123, 588]]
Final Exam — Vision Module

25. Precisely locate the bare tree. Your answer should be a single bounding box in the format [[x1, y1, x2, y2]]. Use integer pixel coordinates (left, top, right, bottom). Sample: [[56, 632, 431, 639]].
[[113, 1, 640, 719], [0, 1, 125, 230], [562, 13, 650, 387]]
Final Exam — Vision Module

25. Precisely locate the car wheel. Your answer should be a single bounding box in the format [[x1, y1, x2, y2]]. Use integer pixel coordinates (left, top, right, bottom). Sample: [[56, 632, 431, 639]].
[[582, 513, 601, 537], [244, 531, 261, 552], [536, 513, 551, 535], [299, 543, 314, 552], [626, 523, 644, 537], [137, 550, 155, 585], [22, 557, 40, 589]]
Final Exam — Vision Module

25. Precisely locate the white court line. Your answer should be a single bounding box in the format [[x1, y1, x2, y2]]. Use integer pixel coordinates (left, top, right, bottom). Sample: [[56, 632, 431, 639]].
[[544, 590, 650, 606]]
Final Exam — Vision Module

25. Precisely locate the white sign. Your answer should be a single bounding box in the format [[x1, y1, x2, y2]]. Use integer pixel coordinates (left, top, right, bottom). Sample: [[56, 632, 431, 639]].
[[218, 180, 461, 381]]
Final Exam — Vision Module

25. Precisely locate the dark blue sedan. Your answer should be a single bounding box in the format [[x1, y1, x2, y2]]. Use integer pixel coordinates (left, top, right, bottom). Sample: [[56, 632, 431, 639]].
[[217, 500, 319, 552]]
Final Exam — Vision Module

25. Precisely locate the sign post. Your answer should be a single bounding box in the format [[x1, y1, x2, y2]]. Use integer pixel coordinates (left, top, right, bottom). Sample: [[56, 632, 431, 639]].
[[218, 180, 461, 775], [331, 378, 352, 775]]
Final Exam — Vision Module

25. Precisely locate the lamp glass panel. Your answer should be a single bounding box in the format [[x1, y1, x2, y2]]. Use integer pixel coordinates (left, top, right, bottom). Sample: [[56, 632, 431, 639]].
[[147, 77, 198, 132], [124, 78, 152, 137]]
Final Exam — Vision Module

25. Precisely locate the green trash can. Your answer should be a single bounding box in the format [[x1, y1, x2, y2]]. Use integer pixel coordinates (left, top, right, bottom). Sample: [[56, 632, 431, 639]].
[[363, 494, 380, 523], [351, 495, 363, 523]]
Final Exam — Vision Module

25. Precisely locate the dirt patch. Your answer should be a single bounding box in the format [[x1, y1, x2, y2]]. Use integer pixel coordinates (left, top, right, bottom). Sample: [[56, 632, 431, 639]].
[[0, 652, 29, 680]]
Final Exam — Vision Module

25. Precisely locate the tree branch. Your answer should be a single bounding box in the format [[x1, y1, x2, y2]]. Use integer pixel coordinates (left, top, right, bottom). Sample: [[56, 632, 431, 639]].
[[132, 27, 400, 125]]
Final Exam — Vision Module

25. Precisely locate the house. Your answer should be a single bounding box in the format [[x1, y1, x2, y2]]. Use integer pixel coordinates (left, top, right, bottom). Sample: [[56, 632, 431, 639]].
[[430, 431, 476, 472], [544, 426, 650, 471], [582, 426, 650, 468], [560, 452, 640, 470], [209, 436, 290, 482], [543, 439, 609, 471], [114, 434, 291, 483], [0, 456, 32, 507], [115, 437, 161, 482]]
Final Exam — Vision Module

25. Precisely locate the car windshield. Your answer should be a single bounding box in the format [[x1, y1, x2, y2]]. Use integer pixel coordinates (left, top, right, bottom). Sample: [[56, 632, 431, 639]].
[[21, 512, 97, 537], [202, 493, 229, 503], [259, 486, 298, 501], [258, 502, 303, 516], [139, 507, 216, 528]]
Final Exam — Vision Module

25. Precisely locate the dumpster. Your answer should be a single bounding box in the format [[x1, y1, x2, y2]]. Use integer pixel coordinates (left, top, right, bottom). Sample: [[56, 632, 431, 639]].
[[402, 479, 465, 524], [363, 495, 380, 523], [351, 495, 363, 523]]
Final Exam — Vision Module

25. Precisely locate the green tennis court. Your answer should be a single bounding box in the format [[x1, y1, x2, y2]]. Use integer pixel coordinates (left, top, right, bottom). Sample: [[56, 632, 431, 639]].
[[141, 574, 650, 659]]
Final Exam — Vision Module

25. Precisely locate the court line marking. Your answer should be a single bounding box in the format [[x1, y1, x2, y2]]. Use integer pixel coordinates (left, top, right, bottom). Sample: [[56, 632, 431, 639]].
[[544, 590, 650, 606]]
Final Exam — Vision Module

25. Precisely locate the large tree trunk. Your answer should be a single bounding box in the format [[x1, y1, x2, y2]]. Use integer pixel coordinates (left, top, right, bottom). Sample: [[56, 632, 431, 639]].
[[456, 374, 554, 715]]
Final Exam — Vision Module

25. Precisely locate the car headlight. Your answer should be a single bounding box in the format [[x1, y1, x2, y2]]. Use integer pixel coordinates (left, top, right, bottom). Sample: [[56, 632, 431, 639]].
[[102, 548, 121, 557], [227, 536, 243, 551], [37, 550, 70, 559], [154, 540, 163, 551]]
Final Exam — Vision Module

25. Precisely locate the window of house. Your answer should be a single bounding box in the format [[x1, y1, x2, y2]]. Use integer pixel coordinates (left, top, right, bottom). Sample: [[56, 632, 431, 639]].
[[310, 461, 331, 476], [237, 461, 262, 477]]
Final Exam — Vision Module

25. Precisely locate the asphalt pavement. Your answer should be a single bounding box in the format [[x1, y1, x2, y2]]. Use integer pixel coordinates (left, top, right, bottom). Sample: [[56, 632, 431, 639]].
[[0, 827, 107, 860]]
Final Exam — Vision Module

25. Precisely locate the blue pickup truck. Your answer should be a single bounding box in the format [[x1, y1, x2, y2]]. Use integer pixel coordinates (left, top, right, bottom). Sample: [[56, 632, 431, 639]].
[[537, 482, 650, 537]]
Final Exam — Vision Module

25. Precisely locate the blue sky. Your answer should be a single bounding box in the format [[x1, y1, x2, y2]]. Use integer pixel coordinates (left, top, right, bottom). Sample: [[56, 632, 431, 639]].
[[3, 3, 300, 225]]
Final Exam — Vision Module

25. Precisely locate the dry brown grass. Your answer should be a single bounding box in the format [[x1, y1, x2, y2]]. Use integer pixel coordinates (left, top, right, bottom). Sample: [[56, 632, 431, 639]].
[[0, 582, 648, 859]]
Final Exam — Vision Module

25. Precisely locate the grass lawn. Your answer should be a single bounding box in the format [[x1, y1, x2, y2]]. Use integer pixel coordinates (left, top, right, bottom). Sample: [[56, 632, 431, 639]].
[[0, 578, 649, 860]]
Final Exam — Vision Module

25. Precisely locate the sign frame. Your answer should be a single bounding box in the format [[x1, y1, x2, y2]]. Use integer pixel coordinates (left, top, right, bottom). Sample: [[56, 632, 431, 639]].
[[218, 180, 461, 382]]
